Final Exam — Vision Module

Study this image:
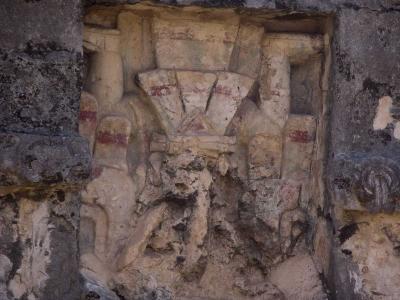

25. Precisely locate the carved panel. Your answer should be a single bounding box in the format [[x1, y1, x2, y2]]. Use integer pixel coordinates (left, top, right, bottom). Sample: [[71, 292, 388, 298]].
[[80, 4, 329, 299]]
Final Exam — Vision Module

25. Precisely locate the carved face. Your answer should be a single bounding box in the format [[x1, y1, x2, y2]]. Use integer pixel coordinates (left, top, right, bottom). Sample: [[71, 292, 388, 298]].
[[161, 153, 210, 201]]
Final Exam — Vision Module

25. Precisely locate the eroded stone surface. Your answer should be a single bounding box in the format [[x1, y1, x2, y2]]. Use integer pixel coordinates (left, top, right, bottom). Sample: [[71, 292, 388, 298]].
[[153, 17, 239, 71], [77, 7, 329, 299], [340, 214, 400, 299], [0, 133, 91, 195]]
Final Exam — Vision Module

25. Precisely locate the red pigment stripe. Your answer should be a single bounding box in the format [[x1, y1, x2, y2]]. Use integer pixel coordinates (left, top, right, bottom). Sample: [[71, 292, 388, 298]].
[[289, 130, 312, 143], [79, 111, 97, 122], [214, 85, 232, 96], [150, 85, 175, 97], [97, 131, 128, 146]]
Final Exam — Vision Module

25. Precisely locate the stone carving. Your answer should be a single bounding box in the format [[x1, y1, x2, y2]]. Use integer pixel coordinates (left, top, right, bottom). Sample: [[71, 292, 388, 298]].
[[357, 158, 400, 212], [80, 5, 327, 299], [137, 69, 254, 136], [332, 155, 400, 213]]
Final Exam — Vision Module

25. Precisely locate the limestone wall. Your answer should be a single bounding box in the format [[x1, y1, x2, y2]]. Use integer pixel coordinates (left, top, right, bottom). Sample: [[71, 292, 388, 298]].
[[0, 1, 90, 300]]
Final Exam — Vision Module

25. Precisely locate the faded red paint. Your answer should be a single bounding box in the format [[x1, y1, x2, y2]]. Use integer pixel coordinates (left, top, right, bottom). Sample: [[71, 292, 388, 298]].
[[79, 111, 97, 122], [97, 131, 128, 146], [289, 130, 312, 143], [150, 84, 175, 97], [214, 85, 232, 97]]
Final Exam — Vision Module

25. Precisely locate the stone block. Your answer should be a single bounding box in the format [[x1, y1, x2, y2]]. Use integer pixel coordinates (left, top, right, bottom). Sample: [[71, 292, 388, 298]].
[[138, 69, 183, 134], [0, 49, 81, 135], [153, 18, 238, 71], [176, 71, 217, 115], [94, 116, 131, 170], [117, 11, 155, 92], [282, 114, 316, 180], [0, 133, 90, 195], [206, 72, 254, 135], [230, 23, 264, 79], [250, 179, 300, 230]]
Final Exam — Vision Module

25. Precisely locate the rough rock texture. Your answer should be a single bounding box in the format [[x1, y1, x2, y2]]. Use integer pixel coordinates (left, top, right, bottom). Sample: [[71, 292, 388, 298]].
[[0, 1, 90, 299], [0, 0, 399, 300]]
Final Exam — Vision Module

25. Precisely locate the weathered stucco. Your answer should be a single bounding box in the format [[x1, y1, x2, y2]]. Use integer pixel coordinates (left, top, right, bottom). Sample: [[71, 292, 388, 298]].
[[0, 0, 399, 299]]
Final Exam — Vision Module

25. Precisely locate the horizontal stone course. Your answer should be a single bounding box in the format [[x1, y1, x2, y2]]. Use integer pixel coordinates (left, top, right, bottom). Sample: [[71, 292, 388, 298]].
[[0, 133, 91, 195]]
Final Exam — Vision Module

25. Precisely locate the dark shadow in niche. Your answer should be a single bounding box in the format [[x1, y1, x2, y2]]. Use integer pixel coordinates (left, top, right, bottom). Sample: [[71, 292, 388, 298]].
[[290, 56, 322, 116]]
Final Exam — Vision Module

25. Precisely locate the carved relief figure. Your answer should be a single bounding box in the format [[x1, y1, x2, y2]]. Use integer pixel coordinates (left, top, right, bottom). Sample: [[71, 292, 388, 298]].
[[80, 4, 329, 299]]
